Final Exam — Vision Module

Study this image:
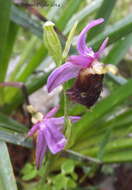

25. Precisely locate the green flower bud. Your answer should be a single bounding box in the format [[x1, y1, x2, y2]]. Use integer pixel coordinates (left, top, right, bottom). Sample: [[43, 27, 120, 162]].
[[43, 21, 62, 66]]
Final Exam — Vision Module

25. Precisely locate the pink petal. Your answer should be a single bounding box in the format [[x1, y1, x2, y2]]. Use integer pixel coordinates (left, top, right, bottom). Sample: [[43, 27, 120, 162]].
[[27, 123, 39, 137], [46, 117, 65, 131], [47, 62, 81, 93], [77, 18, 104, 56], [44, 121, 67, 154], [95, 37, 109, 58], [68, 55, 93, 68], [45, 105, 59, 119], [36, 130, 47, 169], [47, 116, 81, 131]]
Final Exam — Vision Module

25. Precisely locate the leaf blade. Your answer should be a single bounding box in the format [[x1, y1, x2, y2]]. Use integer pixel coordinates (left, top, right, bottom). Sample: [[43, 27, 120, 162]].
[[0, 141, 18, 190]]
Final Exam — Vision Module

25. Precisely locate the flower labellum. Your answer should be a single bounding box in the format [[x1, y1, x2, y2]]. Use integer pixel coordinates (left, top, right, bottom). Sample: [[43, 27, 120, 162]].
[[67, 73, 104, 108], [27, 105, 80, 169], [47, 18, 117, 108]]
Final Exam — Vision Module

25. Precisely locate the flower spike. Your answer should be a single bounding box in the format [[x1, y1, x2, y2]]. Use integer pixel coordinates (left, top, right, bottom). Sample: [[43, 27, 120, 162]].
[[46, 18, 117, 108]]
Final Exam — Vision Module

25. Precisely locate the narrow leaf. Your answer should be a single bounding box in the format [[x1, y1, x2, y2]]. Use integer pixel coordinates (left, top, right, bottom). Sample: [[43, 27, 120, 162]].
[[64, 0, 102, 34], [90, 14, 132, 51], [2, 22, 18, 81], [0, 141, 18, 190], [0, 0, 11, 82], [0, 131, 32, 148], [11, 5, 42, 38], [9, 36, 38, 81], [63, 21, 78, 59], [104, 33, 132, 65], [88, 0, 117, 39], [0, 113, 27, 133], [56, 0, 82, 30]]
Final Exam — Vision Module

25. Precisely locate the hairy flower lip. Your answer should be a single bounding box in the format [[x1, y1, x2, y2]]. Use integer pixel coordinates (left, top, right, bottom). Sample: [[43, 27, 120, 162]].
[[28, 106, 81, 168], [46, 18, 109, 93]]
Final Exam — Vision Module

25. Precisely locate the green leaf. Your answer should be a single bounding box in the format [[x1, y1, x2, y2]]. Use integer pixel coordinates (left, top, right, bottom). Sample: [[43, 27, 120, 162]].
[[21, 163, 37, 181], [61, 160, 75, 174], [64, 0, 103, 34], [17, 45, 47, 82], [56, 0, 82, 30], [104, 33, 132, 65], [11, 5, 42, 38], [63, 21, 78, 59], [104, 149, 132, 163], [0, 113, 28, 133], [66, 177, 76, 189], [0, 130, 32, 148], [90, 14, 132, 51], [0, 0, 11, 82], [53, 174, 68, 190], [4, 44, 47, 103], [44, 21, 62, 66], [104, 109, 132, 129], [2, 22, 18, 81], [88, 0, 117, 39], [85, 137, 132, 158], [9, 36, 39, 81], [82, 109, 132, 143], [0, 141, 18, 190], [97, 127, 112, 161]]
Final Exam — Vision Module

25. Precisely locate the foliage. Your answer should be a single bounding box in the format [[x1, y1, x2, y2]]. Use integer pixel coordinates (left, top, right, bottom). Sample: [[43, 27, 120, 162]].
[[0, 0, 132, 189]]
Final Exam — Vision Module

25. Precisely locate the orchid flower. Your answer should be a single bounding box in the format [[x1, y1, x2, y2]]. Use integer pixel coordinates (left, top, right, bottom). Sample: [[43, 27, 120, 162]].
[[47, 18, 111, 93], [28, 106, 80, 168]]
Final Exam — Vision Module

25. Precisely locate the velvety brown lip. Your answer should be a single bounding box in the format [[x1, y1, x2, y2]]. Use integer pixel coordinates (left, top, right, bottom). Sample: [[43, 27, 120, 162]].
[[67, 71, 104, 108]]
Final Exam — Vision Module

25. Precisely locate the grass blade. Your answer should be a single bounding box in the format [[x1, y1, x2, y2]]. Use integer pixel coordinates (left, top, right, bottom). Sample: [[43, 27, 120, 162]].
[[0, 113, 27, 133], [90, 14, 132, 51], [88, 0, 117, 39], [11, 5, 42, 38], [2, 22, 18, 81], [104, 33, 132, 65], [64, 0, 103, 34], [9, 36, 39, 81], [56, 0, 82, 30], [0, 0, 11, 82], [0, 141, 18, 190], [0, 131, 32, 148]]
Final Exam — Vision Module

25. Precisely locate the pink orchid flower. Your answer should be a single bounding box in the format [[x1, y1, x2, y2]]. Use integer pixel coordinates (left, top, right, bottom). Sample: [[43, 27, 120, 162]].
[[28, 106, 80, 168], [47, 18, 109, 93]]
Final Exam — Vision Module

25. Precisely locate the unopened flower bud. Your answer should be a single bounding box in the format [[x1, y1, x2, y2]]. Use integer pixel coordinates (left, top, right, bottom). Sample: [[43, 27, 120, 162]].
[[43, 21, 62, 66]]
